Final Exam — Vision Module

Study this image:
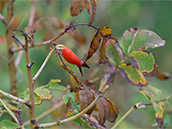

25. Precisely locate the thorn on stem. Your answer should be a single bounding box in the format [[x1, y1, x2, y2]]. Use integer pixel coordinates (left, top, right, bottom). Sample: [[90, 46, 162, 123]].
[[31, 119, 36, 124], [27, 61, 35, 68]]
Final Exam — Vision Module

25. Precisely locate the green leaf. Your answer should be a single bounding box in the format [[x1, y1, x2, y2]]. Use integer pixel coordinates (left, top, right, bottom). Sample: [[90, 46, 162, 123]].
[[24, 92, 42, 105], [107, 37, 122, 65], [34, 93, 42, 105], [23, 88, 52, 105], [128, 50, 156, 73], [119, 28, 165, 55], [118, 63, 148, 86], [34, 87, 52, 100], [42, 79, 61, 87], [0, 119, 20, 129], [41, 79, 66, 91]]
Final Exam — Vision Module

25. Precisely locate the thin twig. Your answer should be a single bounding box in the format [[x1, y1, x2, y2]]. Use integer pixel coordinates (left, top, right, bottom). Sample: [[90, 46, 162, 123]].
[[32, 48, 55, 81], [111, 102, 145, 129], [24, 37, 36, 128], [36, 95, 100, 128], [24, 101, 64, 126], [11, 32, 63, 52], [0, 98, 20, 126], [0, 90, 29, 106]]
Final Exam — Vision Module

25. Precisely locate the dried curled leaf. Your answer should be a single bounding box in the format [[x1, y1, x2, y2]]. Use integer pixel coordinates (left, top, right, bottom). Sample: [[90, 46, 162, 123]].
[[85, 31, 102, 61], [118, 63, 148, 86], [70, 0, 97, 24], [87, 0, 97, 24], [128, 50, 156, 73], [151, 70, 170, 80], [99, 37, 108, 64], [70, 0, 89, 16], [85, 27, 112, 61], [95, 96, 119, 125]]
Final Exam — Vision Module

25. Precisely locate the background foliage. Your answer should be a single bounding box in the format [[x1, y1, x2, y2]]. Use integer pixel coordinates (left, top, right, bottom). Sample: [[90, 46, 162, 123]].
[[0, 0, 172, 129]]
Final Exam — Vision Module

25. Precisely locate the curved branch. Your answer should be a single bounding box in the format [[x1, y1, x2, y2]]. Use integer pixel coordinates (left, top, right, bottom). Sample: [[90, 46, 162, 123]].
[[11, 23, 99, 52], [32, 48, 55, 81]]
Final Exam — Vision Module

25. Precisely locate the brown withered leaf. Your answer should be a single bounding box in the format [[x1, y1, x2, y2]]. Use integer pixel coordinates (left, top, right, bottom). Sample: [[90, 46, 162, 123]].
[[85, 27, 112, 61], [0, 0, 7, 12], [85, 30, 102, 61], [99, 37, 108, 64], [70, 0, 97, 24], [151, 70, 170, 80], [0, 36, 6, 45], [75, 87, 95, 115], [87, 0, 97, 24], [95, 96, 119, 125], [70, 0, 89, 16]]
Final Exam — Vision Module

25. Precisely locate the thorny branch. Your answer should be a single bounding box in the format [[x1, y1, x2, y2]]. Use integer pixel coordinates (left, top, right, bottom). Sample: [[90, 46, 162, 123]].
[[24, 37, 36, 128]]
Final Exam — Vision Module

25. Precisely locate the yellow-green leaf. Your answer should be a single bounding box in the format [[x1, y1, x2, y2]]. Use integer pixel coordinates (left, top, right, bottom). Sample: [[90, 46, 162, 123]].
[[34, 87, 52, 100], [128, 50, 156, 73], [118, 63, 148, 86]]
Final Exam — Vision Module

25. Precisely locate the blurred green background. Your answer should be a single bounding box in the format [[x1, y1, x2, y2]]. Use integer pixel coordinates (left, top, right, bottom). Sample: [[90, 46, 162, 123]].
[[0, 0, 172, 128]]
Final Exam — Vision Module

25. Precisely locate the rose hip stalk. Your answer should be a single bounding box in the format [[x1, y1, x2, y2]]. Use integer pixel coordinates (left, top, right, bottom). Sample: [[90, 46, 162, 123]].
[[56, 44, 89, 75]]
